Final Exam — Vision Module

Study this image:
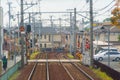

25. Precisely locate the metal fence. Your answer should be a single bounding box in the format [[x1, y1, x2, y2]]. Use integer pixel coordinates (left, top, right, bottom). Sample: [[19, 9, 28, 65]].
[[94, 60, 120, 80], [0, 61, 21, 80]]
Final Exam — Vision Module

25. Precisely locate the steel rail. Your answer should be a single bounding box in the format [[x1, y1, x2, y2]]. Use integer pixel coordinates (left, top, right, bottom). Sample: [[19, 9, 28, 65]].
[[27, 53, 41, 80], [27, 63, 37, 80], [64, 55, 94, 80], [46, 52, 50, 80], [72, 63, 94, 80], [55, 55, 74, 80]]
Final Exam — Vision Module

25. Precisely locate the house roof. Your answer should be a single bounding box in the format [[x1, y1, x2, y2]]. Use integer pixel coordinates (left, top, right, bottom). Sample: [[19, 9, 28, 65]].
[[93, 25, 120, 33], [24, 23, 79, 35]]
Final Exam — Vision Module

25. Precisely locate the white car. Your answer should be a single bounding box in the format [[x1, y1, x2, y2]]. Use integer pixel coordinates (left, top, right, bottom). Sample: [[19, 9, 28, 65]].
[[96, 47, 118, 54], [94, 51, 120, 61]]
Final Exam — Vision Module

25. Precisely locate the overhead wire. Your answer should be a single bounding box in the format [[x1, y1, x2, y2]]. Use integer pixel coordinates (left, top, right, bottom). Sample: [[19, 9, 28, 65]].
[[94, 0, 115, 17], [94, 4, 114, 17], [78, 0, 114, 14], [94, 0, 114, 11], [77, 0, 98, 20], [81, 0, 115, 20], [86, 0, 98, 10], [80, 1, 89, 11]]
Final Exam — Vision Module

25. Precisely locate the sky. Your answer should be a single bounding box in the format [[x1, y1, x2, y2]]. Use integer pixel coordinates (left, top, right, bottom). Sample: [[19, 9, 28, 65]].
[[0, 0, 115, 27]]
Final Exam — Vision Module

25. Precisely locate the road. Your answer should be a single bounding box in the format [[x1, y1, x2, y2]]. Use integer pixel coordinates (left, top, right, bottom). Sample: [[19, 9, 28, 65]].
[[83, 51, 120, 73]]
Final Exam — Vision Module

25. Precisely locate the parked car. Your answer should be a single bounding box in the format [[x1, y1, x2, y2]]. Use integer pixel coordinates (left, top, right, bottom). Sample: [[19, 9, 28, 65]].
[[96, 47, 118, 54], [94, 51, 120, 61]]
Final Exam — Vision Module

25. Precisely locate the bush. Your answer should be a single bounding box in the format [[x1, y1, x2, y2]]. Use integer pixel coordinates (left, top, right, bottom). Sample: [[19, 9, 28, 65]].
[[92, 68, 113, 80], [67, 53, 74, 59], [30, 51, 39, 59]]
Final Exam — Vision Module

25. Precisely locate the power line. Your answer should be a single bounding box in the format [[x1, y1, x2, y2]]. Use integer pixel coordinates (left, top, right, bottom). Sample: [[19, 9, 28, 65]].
[[79, 1, 89, 11], [94, 4, 114, 17], [86, 0, 98, 11], [94, 0, 114, 11]]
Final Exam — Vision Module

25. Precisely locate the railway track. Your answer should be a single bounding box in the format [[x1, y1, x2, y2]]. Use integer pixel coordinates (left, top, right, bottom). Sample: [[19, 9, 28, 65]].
[[48, 53, 72, 80], [27, 53, 49, 80], [56, 53, 95, 80], [17, 52, 101, 80]]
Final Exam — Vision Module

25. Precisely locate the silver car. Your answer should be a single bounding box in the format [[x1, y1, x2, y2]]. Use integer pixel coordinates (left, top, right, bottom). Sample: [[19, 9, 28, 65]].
[[96, 47, 118, 54], [94, 51, 120, 61]]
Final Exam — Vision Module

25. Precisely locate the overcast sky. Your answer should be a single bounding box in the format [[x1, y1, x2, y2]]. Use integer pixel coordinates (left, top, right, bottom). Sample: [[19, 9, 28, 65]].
[[1, 0, 115, 26]]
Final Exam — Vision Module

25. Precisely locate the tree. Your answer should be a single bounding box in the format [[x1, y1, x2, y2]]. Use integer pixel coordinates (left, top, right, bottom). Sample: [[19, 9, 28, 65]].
[[111, 7, 120, 29]]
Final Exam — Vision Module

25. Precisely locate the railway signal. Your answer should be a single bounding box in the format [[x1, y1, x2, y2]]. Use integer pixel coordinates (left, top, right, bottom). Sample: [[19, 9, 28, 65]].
[[20, 26, 25, 32], [85, 38, 90, 50]]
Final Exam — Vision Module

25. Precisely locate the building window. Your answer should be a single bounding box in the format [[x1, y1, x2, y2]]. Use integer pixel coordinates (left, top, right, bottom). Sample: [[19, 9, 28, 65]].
[[49, 35, 50, 41], [44, 43, 46, 48], [44, 35, 46, 39], [40, 44, 42, 48], [40, 34, 42, 39]]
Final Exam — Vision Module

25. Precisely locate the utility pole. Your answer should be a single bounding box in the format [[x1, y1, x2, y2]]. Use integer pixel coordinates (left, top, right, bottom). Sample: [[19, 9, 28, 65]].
[[108, 28, 110, 66], [20, 0, 25, 67], [32, 17, 35, 52], [38, 20, 41, 51], [50, 16, 54, 51], [8, 2, 12, 59], [59, 18, 62, 47], [17, 12, 21, 60], [38, 0, 42, 52], [90, 0, 94, 67], [17, 12, 20, 42], [0, 3, 3, 59], [81, 18, 86, 64], [74, 8, 76, 54], [70, 12, 72, 54]]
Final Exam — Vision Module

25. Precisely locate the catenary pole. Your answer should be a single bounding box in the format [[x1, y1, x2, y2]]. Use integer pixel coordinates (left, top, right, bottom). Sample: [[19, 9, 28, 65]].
[[90, 0, 94, 67], [74, 8, 76, 54], [70, 12, 72, 54], [20, 0, 24, 67], [8, 2, 12, 59]]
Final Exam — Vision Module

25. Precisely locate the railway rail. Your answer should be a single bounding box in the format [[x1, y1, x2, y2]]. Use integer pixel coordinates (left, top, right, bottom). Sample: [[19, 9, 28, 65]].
[[27, 53, 49, 80], [56, 54, 95, 80], [17, 52, 101, 80]]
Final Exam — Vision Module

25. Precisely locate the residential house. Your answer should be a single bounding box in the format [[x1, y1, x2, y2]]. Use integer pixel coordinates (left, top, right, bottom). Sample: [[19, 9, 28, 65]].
[[93, 22, 120, 50]]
